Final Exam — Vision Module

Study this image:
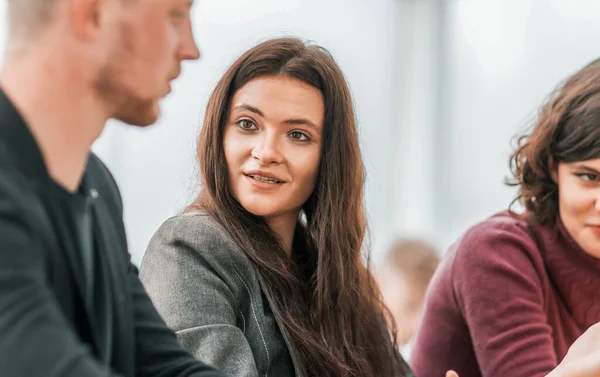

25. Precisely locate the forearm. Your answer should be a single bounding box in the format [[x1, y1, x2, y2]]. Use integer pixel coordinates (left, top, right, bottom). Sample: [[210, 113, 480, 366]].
[[0, 274, 123, 377]]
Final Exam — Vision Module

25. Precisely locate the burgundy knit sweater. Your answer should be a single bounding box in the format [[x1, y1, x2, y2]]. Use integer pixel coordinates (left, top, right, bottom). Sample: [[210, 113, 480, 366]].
[[410, 211, 600, 377]]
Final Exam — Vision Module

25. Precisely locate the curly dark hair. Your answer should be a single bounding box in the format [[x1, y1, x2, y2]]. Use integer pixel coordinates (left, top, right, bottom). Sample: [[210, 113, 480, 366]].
[[508, 58, 600, 225]]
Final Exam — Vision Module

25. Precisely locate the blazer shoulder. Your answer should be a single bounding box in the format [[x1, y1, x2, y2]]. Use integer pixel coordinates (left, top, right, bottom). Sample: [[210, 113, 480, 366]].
[[146, 212, 258, 287]]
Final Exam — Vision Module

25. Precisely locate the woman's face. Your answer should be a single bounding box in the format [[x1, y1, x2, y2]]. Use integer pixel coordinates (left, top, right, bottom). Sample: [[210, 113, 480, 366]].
[[556, 158, 600, 258], [223, 75, 324, 225]]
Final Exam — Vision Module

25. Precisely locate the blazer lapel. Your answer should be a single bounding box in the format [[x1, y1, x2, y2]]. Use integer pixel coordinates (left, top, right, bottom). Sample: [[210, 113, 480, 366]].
[[256, 274, 303, 377]]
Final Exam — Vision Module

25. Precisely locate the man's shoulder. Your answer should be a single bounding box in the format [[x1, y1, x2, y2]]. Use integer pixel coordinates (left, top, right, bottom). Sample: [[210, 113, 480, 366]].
[[0, 145, 53, 251], [0, 144, 41, 213]]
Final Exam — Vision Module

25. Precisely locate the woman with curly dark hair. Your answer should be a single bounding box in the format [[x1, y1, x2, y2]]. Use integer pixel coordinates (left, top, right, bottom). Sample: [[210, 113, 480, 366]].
[[411, 58, 600, 377]]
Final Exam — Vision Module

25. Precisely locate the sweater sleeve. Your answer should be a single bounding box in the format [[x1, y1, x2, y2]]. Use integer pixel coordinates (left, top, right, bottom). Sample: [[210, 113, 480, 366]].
[[452, 220, 557, 377], [411, 217, 560, 377]]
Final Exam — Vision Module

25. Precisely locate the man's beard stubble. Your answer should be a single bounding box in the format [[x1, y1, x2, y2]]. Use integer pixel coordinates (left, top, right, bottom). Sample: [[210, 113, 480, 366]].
[[92, 22, 160, 127]]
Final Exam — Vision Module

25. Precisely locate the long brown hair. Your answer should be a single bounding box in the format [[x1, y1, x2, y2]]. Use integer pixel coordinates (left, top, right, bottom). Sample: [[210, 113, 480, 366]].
[[508, 58, 600, 225], [188, 37, 405, 377]]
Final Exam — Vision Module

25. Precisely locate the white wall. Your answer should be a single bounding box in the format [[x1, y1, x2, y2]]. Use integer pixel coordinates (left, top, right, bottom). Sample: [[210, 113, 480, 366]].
[[385, 0, 443, 255], [437, 0, 600, 247]]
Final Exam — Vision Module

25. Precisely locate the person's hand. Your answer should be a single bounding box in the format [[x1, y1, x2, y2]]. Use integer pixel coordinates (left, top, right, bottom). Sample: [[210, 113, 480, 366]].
[[548, 322, 600, 377], [445, 371, 458, 377]]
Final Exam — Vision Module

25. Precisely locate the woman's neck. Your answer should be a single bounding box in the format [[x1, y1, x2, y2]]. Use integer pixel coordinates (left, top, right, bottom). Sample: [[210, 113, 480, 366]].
[[266, 212, 299, 256]]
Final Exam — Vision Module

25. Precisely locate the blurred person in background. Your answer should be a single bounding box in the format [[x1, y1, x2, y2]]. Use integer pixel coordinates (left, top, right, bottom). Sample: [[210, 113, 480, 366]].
[[139, 37, 412, 377], [376, 239, 440, 359], [0, 0, 225, 376], [410, 58, 600, 377]]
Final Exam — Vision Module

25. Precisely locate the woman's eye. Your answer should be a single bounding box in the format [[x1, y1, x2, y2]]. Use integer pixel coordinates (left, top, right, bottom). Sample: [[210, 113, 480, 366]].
[[238, 119, 257, 130], [289, 131, 310, 141], [578, 173, 599, 182]]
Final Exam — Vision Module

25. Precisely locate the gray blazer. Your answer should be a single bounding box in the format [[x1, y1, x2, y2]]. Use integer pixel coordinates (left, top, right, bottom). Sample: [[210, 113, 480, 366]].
[[139, 212, 298, 377]]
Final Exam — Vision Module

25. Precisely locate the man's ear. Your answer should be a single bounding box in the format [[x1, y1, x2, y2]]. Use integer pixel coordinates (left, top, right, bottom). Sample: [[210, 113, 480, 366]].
[[67, 0, 107, 41]]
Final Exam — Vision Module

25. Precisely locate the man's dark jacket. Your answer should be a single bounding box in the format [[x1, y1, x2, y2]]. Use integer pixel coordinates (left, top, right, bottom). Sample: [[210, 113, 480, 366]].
[[0, 89, 224, 377]]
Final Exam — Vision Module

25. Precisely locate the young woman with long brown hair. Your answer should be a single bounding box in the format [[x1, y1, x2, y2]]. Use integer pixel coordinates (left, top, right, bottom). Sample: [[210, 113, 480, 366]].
[[139, 37, 409, 377]]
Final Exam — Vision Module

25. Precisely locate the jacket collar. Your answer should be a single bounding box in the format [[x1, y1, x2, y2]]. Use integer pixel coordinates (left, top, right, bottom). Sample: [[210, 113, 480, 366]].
[[0, 87, 51, 182]]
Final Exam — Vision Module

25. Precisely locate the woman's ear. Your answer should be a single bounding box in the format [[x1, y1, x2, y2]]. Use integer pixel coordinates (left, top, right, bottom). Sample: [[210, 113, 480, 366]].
[[548, 156, 558, 183]]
